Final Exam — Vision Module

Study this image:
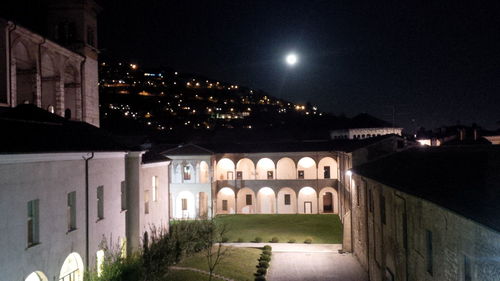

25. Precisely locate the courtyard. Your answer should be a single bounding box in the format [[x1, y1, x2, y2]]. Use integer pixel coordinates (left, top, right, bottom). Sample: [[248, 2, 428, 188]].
[[215, 214, 343, 244]]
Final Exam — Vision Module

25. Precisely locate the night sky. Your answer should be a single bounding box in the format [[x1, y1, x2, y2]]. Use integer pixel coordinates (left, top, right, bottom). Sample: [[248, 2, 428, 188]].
[[7, 1, 500, 131]]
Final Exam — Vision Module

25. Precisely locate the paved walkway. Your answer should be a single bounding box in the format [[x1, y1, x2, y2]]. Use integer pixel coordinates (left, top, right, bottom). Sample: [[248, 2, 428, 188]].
[[224, 243, 368, 281]]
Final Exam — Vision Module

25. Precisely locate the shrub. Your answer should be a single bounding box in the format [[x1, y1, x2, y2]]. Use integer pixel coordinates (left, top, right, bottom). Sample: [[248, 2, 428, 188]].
[[256, 267, 267, 276], [237, 237, 244, 242], [221, 236, 229, 243], [258, 260, 269, 269], [262, 249, 272, 256], [254, 237, 263, 243], [304, 237, 313, 244], [263, 245, 272, 251], [270, 237, 279, 243], [288, 239, 296, 243], [259, 254, 271, 262], [255, 275, 266, 281]]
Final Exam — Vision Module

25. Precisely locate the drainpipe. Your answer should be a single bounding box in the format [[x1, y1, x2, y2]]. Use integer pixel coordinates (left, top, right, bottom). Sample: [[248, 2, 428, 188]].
[[83, 152, 94, 269]]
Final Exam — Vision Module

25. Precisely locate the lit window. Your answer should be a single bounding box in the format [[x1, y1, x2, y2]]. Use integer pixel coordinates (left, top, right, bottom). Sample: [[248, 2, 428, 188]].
[[298, 170, 305, 179], [97, 186, 104, 220], [236, 171, 243, 180], [96, 250, 105, 277], [67, 191, 76, 231], [183, 166, 191, 180], [267, 171, 273, 179], [152, 176, 158, 202], [27, 199, 39, 246]]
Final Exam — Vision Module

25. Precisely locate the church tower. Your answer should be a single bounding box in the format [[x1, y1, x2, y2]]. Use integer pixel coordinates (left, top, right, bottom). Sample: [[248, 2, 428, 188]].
[[46, 0, 101, 126]]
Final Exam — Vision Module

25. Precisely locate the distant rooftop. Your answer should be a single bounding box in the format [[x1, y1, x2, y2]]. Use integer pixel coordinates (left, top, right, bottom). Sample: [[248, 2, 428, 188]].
[[353, 146, 500, 233], [162, 134, 404, 156]]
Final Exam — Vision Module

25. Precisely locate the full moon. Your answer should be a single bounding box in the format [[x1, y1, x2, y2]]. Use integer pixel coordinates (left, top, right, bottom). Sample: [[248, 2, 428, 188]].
[[285, 53, 298, 66]]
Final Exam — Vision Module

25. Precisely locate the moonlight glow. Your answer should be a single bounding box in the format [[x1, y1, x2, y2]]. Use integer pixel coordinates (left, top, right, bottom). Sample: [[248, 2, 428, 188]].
[[285, 53, 298, 66]]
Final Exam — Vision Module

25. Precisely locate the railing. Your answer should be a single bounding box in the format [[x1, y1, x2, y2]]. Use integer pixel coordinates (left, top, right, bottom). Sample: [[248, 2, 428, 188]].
[[215, 178, 338, 191]]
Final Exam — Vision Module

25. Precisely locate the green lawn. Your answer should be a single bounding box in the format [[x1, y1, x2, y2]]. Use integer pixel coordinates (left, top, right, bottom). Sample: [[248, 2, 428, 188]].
[[165, 270, 224, 281], [215, 214, 343, 244], [173, 246, 261, 281]]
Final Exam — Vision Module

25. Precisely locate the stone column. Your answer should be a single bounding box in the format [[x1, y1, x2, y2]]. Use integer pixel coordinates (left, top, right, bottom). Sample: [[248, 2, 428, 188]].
[[55, 78, 64, 116], [10, 59, 17, 107]]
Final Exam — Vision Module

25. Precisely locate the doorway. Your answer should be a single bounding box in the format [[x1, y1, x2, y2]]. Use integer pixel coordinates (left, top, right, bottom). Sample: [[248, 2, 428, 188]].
[[304, 201, 312, 214], [323, 192, 333, 212]]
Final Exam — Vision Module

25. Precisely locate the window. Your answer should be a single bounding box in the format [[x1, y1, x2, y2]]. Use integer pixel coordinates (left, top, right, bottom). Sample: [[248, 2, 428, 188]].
[[356, 184, 360, 207], [236, 171, 243, 180], [144, 190, 150, 214], [246, 194, 252, 205], [47, 105, 55, 114], [183, 166, 191, 180], [227, 171, 233, 180], [284, 194, 291, 205], [426, 230, 433, 275], [97, 186, 104, 220], [152, 176, 159, 202], [121, 181, 126, 211], [96, 250, 105, 277], [464, 255, 471, 281], [380, 194, 386, 224], [181, 198, 187, 211], [27, 199, 39, 246], [267, 171, 273, 179], [324, 166, 330, 179], [67, 191, 76, 231], [368, 189, 374, 212], [222, 200, 228, 211], [298, 170, 304, 179]]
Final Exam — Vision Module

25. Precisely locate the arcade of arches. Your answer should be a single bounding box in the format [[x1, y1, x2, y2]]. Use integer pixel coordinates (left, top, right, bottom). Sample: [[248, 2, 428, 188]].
[[216, 186, 339, 215]]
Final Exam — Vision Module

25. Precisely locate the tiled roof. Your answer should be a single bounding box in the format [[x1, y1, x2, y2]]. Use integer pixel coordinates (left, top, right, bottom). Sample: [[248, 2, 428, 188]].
[[353, 146, 500, 233], [0, 105, 125, 153]]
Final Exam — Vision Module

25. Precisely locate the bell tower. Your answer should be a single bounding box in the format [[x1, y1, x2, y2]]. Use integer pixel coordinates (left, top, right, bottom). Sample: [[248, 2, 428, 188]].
[[46, 0, 101, 126]]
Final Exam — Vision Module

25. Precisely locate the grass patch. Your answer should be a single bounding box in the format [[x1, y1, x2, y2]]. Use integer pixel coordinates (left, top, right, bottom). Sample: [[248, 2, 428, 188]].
[[216, 214, 342, 244], [165, 270, 224, 281], [176, 246, 261, 281]]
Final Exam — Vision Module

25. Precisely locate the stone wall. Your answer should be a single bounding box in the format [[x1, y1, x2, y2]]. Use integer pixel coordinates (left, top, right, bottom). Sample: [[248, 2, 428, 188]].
[[350, 175, 500, 281]]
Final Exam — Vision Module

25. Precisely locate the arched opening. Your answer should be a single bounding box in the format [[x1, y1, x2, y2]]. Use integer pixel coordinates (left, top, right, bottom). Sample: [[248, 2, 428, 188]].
[[318, 157, 338, 179], [216, 158, 235, 180], [12, 41, 36, 105], [319, 187, 339, 214], [25, 271, 48, 281], [59, 252, 84, 281], [276, 157, 296, 179], [217, 187, 235, 214], [256, 158, 275, 180], [277, 187, 297, 214], [199, 161, 209, 183], [175, 191, 195, 219], [297, 157, 317, 179], [236, 187, 256, 214], [41, 52, 58, 112], [64, 63, 79, 120], [298, 187, 317, 214], [198, 192, 208, 218], [182, 163, 195, 183], [236, 158, 255, 180], [257, 187, 276, 214]]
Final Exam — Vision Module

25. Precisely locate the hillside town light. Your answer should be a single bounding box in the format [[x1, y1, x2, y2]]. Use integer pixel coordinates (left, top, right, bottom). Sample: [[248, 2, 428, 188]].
[[346, 170, 352, 177]]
